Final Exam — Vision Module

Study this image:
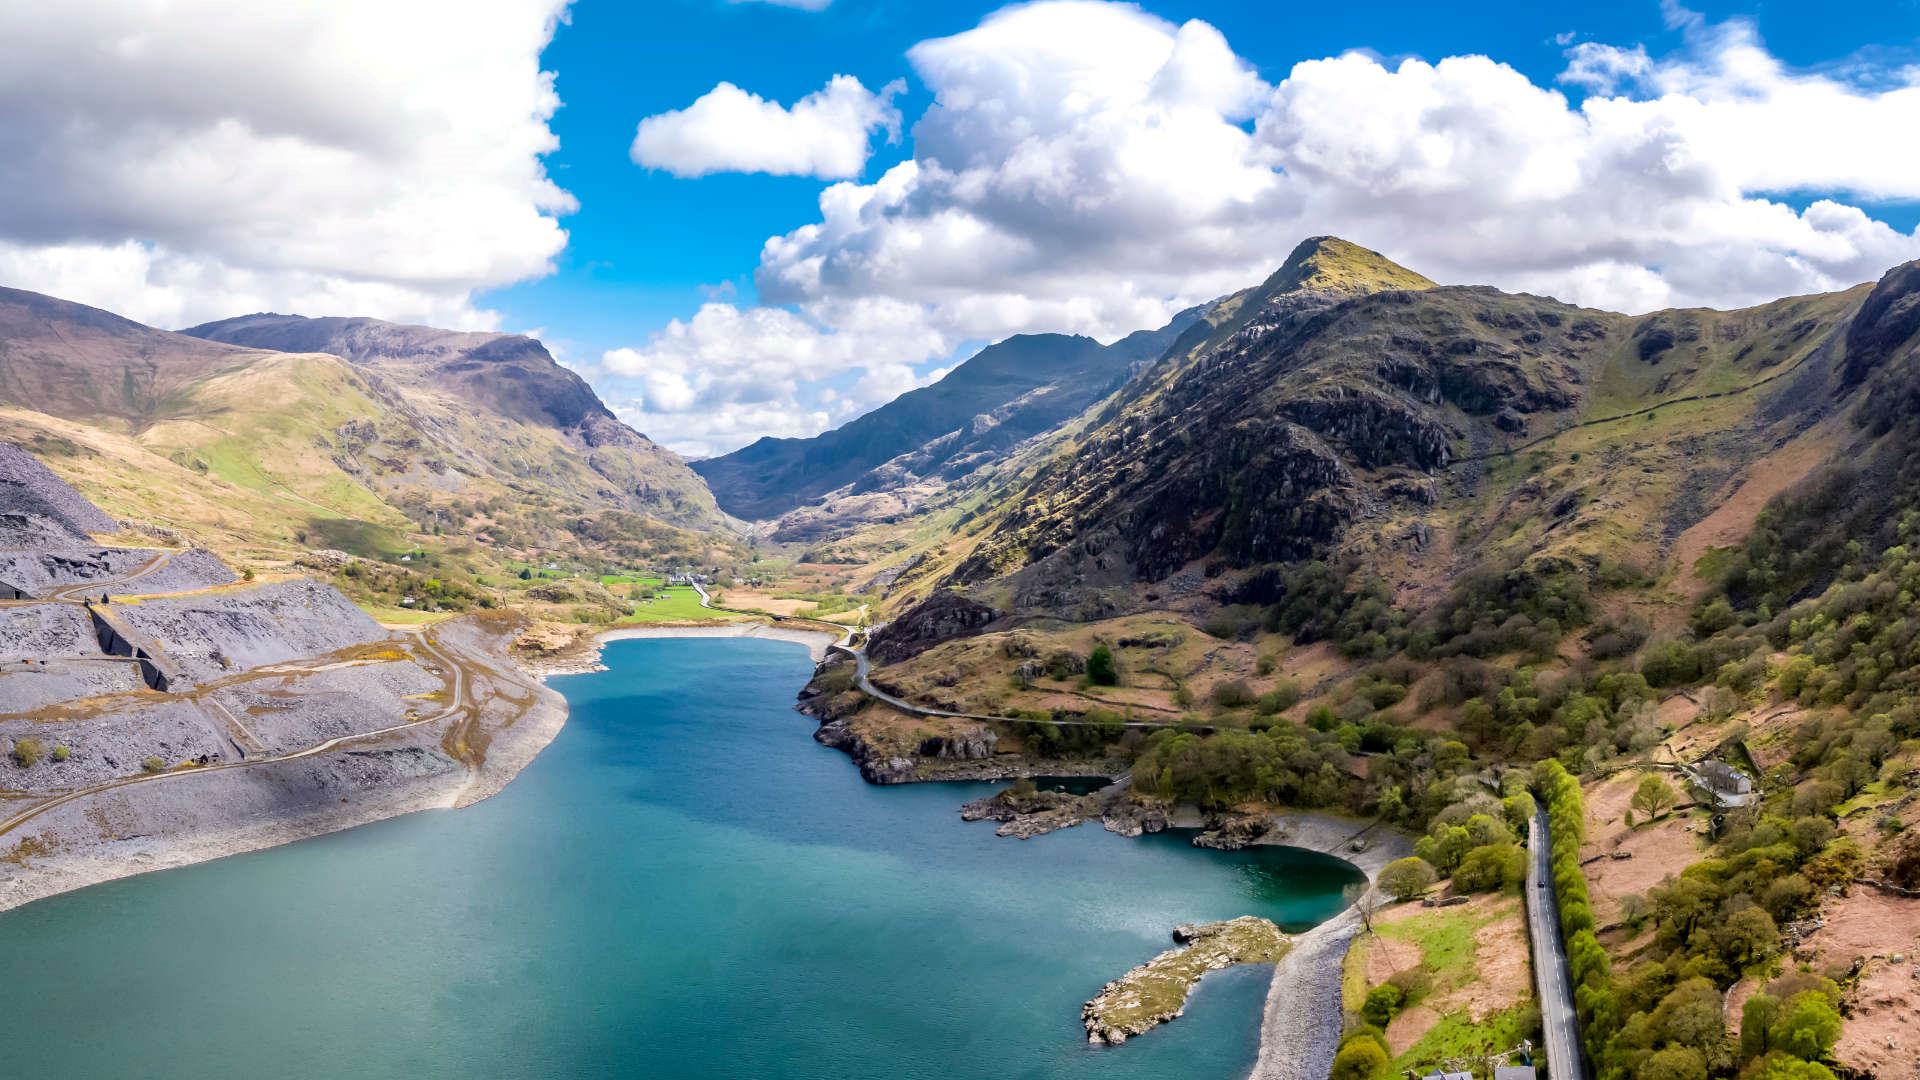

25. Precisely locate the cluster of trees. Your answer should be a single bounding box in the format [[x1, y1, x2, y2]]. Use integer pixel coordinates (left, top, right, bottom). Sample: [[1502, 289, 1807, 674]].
[[1131, 727, 1354, 810], [1406, 555, 1597, 660], [1408, 788, 1529, 893], [1246, 560, 1406, 660], [335, 559, 493, 614]]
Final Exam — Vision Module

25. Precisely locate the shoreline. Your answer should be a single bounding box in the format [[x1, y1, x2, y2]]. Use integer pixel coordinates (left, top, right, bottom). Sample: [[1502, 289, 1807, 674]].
[[524, 621, 843, 679], [1247, 810, 1413, 1080], [0, 618, 568, 915], [5, 619, 1406, 1080]]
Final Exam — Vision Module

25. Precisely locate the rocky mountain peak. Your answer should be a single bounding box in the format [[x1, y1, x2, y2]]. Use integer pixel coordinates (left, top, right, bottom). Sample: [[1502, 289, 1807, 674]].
[[1841, 258, 1920, 389], [1263, 236, 1437, 299]]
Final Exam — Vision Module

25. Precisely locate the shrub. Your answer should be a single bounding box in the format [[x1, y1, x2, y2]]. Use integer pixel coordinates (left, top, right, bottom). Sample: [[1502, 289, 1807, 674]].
[[10, 737, 45, 767], [1256, 679, 1301, 715], [1330, 1034, 1389, 1080], [1361, 983, 1404, 1028], [1209, 679, 1256, 710], [51, 745, 70, 763], [1086, 644, 1119, 686], [141, 756, 166, 774]]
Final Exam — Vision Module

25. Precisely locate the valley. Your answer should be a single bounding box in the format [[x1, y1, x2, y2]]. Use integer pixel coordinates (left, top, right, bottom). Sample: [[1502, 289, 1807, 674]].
[[2, 236, 1918, 1080]]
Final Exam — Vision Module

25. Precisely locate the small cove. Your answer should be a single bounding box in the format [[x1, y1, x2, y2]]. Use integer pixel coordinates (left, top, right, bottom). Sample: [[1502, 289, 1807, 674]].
[[0, 637, 1362, 1079]]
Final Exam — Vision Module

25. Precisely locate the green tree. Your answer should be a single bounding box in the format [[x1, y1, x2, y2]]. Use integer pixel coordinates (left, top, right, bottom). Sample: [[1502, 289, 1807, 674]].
[[1454, 843, 1526, 892], [1769, 990, 1842, 1061], [1740, 993, 1781, 1060], [1086, 644, 1119, 686], [1632, 774, 1678, 821], [1715, 906, 1780, 970], [1746, 1054, 1838, 1080], [1378, 857, 1436, 901], [1639, 1046, 1708, 1080]]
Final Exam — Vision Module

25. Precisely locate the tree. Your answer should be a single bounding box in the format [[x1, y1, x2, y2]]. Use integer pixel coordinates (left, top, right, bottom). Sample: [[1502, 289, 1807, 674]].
[[1746, 1054, 1838, 1080], [1454, 843, 1526, 892], [1086, 644, 1118, 686], [1740, 993, 1781, 1061], [1769, 990, 1842, 1061], [1715, 906, 1780, 969], [1648, 977, 1726, 1052], [1632, 774, 1678, 821], [1415, 824, 1473, 874], [1378, 857, 1436, 902], [1639, 1046, 1708, 1080]]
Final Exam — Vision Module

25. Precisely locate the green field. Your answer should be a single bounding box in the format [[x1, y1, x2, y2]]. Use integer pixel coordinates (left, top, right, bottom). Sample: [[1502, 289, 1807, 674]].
[[601, 573, 664, 587], [617, 586, 739, 624]]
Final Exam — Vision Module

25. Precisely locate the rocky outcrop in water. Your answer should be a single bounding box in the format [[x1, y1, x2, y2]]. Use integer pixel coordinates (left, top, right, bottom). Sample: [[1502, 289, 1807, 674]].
[[1192, 813, 1274, 850], [812, 718, 915, 785], [961, 786, 1102, 838], [1082, 916, 1292, 1046]]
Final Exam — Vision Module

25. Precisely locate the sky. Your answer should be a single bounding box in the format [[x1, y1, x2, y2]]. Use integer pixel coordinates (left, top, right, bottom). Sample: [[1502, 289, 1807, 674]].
[[2, 1, 1919, 458]]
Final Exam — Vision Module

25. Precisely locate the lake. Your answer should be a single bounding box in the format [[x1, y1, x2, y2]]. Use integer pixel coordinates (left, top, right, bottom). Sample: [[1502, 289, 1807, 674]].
[[0, 637, 1362, 1079]]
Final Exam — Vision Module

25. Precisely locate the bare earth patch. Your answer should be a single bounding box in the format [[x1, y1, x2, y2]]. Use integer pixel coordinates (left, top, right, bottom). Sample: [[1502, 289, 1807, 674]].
[[1799, 888, 1920, 1078], [1581, 772, 1707, 925], [1366, 894, 1531, 1056], [1671, 425, 1839, 604]]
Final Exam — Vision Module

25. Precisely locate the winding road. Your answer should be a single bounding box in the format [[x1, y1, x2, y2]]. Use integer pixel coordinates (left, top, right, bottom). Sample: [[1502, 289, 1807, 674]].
[[1527, 808, 1586, 1080]]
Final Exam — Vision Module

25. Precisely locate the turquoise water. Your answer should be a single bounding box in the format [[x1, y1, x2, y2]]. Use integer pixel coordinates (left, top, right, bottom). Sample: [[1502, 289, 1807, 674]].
[[0, 638, 1362, 1079]]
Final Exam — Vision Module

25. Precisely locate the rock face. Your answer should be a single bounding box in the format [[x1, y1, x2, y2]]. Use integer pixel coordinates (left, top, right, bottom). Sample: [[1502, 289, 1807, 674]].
[[1192, 813, 1274, 850], [0, 439, 119, 547], [866, 590, 1000, 665], [947, 239, 1607, 602], [1082, 916, 1292, 1045], [1101, 800, 1172, 838], [106, 579, 387, 685], [811, 718, 916, 785]]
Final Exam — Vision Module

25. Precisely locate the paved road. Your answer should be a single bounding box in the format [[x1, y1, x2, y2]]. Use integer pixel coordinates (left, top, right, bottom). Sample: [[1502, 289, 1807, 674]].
[[1527, 808, 1586, 1080]]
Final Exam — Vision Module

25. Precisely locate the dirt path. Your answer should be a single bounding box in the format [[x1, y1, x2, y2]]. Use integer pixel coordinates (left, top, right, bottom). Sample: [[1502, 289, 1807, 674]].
[[0, 627, 471, 842]]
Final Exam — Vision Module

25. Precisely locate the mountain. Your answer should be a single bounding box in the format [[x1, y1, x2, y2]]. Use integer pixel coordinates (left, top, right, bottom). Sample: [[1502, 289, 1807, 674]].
[[181, 312, 722, 530], [0, 289, 730, 588], [841, 235, 1866, 628], [691, 307, 1207, 525]]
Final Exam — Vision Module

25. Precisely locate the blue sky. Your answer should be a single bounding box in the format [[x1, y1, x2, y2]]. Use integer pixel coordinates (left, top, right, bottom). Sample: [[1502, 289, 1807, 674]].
[[491, 0, 1920, 352], [477, 0, 1920, 454], [2, 0, 1918, 456]]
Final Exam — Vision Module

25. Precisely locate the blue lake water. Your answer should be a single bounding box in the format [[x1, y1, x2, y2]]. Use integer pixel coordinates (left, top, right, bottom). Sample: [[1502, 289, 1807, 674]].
[[0, 637, 1362, 1079]]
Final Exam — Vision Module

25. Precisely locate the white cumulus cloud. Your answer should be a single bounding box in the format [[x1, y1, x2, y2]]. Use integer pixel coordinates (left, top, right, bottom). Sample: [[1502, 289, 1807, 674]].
[[631, 75, 904, 180], [617, 0, 1920, 456], [0, 0, 575, 330]]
